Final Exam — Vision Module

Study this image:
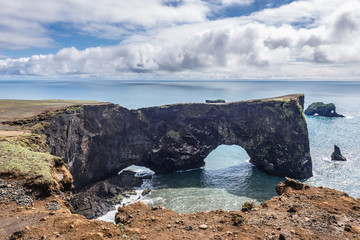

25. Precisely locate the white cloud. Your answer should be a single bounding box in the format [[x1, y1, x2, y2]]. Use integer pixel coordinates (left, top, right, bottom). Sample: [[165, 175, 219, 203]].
[[0, 0, 209, 49], [1, 0, 360, 80], [221, 0, 254, 6]]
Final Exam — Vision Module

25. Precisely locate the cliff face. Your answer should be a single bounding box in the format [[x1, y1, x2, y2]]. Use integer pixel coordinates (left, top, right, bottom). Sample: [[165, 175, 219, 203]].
[[41, 94, 312, 190]]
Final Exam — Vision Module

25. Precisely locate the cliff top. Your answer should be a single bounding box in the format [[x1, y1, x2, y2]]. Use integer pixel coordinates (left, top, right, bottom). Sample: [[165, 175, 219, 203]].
[[0, 99, 105, 123], [0, 94, 303, 123], [0, 99, 107, 137], [146, 93, 304, 109]]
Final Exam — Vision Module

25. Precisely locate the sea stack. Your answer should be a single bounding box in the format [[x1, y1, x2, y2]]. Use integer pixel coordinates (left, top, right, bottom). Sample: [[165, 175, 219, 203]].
[[331, 145, 347, 161], [304, 102, 344, 117]]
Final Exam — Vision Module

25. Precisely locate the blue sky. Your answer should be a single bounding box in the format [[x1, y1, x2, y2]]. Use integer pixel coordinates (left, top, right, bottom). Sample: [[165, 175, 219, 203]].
[[0, 0, 359, 80]]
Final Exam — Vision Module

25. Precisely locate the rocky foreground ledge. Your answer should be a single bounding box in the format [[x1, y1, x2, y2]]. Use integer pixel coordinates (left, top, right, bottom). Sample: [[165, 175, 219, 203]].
[[115, 178, 360, 240], [1, 177, 360, 240]]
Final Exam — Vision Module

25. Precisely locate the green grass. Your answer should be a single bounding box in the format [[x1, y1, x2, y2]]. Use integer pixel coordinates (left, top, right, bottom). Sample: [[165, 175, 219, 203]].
[[0, 140, 58, 185]]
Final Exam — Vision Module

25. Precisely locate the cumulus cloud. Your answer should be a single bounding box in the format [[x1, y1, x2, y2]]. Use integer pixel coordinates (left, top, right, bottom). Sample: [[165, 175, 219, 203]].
[[0, 0, 209, 49], [1, 0, 360, 80]]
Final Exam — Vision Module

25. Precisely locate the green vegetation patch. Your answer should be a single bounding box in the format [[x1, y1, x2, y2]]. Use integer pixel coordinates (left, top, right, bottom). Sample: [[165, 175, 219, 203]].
[[166, 130, 180, 141], [136, 110, 148, 122], [159, 105, 170, 109], [0, 140, 57, 185], [308, 102, 335, 109], [241, 201, 255, 212]]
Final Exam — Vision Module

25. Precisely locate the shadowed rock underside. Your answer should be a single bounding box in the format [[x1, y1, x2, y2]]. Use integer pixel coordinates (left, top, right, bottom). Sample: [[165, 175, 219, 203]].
[[40, 94, 312, 190]]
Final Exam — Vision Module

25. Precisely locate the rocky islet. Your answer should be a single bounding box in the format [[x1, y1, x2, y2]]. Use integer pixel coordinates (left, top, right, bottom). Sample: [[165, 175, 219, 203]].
[[331, 145, 347, 161], [304, 102, 345, 117]]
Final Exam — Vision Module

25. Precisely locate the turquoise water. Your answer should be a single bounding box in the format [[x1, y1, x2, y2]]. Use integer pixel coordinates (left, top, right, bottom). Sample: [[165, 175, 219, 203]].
[[1, 80, 360, 213]]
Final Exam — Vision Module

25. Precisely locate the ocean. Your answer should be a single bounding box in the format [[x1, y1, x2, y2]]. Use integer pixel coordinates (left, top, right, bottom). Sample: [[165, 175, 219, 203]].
[[1, 80, 360, 218]]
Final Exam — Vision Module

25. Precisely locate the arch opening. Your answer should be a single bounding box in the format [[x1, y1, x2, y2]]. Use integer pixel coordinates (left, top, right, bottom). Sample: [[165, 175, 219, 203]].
[[203, 145, 250, 170], [140, 145, 283, 214]]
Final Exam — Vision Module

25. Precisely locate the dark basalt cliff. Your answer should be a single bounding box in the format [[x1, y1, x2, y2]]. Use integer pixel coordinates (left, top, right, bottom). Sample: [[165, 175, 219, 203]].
[[39, 94, 312, 190]]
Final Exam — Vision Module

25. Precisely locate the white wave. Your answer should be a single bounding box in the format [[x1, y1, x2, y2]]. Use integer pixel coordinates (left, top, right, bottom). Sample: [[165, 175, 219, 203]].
[[97, 189, 143, 223], [176, 167, 201, 173], [140, 196, 166, 206]]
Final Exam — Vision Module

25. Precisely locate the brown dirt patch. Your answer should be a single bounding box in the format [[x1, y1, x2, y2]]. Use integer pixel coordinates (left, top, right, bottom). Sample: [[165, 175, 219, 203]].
[[0, 130, 24, 137]]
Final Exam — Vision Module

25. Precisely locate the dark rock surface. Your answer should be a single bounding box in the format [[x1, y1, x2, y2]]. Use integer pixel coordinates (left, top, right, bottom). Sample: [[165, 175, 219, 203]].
[[0, 179, 34, 206], [304, 102, 344, 117], [70, 170, 145, 219], [205, 99, 226, 103], [39, 94, 312, 190], [331, 145, 347, 161]]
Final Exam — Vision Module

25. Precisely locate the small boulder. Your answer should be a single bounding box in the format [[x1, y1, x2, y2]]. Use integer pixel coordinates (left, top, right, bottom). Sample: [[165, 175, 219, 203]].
[[284, 177, 304, 190], [276, 177, 305, 195], [331, 145, 347, 161], [141, 189, 151, 196], [199, 224, 208, 230], [304, 102, 344, 117]]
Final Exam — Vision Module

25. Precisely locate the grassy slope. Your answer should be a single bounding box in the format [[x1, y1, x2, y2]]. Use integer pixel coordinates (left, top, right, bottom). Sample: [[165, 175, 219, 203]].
[[0, 139, 58, 186]]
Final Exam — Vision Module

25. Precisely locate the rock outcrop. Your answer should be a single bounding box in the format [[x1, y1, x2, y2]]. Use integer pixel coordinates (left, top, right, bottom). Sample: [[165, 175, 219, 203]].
[[70, 170, 144, 219], [331, 145, 347, 161], [304, 102, 344, 117], [39, 94, 312, 190]]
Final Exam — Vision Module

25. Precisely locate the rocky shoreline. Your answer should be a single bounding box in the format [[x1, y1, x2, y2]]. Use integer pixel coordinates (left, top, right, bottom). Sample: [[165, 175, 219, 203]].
[[1, 176, 360, 239], [71, 170, 150, 219], [114, 178, 360, 240]]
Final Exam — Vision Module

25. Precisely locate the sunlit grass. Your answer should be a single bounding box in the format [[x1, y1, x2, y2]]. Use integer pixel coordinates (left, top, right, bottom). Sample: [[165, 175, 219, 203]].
[[0, 139, 58, 185]]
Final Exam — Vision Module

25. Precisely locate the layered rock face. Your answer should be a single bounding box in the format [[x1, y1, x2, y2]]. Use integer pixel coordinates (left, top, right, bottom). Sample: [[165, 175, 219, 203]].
[[41, 94, 312, 190]]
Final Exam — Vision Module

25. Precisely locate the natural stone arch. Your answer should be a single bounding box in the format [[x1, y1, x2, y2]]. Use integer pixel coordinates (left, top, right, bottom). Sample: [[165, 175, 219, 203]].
[[43, 94, 312, 190], [203, 144, 250, 170]]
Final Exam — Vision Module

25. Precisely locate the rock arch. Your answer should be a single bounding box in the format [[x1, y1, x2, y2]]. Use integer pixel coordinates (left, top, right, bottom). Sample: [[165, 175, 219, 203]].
[[43, 94, 312, 190]]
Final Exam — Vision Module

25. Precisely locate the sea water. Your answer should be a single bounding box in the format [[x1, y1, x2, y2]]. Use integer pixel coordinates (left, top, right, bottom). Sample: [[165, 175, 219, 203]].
[[1, 80, 360, 216]]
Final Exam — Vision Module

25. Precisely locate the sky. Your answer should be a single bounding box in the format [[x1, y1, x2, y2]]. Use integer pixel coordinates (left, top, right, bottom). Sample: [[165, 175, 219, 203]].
[[0, 0, 360, 81]]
